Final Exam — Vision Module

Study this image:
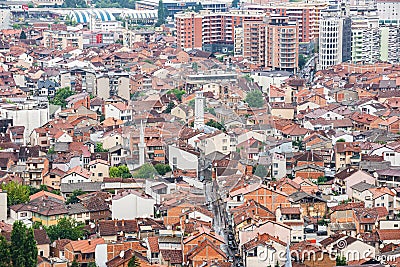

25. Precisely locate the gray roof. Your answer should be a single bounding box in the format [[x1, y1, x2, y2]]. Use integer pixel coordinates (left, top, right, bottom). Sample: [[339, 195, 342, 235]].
[[289, 191, 326, 203], [350, 181, 374, 192], [66, 203, 89, 215], [61, 182, 102, 194], [328, 222, 356, 231]]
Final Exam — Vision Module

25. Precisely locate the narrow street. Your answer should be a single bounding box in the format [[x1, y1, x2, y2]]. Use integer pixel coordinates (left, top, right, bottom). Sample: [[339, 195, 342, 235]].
[[205, 180, 242, 266]]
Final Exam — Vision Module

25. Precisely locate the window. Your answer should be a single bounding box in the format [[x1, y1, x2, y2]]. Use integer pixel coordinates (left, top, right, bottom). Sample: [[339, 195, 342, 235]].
[[394, 224, 398, 228], [222, 146, 227, 151], [20, 212, 27, 217], [99, 173, 103, 177]]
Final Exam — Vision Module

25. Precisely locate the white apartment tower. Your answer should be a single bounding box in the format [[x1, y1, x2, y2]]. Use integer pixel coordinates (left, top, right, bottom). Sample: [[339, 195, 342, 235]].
[[138, 121, 145, 167], [194, 91, 205, 130], [318, 6, 352, 70]]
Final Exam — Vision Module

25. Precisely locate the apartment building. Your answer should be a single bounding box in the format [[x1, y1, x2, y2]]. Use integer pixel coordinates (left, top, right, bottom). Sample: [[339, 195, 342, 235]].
[[351, 16, 381, 64], [42, 30, 84, 50], [265, 16, 299, 72], [318, 3, 352, 70], [377, 0, 400, 25], [380, 26, 400, 63], [249, 2, 328, 43], [175, 10, 265, 52], [175, 12, 203, 50]]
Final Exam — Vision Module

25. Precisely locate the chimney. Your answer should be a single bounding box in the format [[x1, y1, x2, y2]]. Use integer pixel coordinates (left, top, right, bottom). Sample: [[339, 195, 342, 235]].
[[88, 239, 91, 245], [122, 219, 125, 227]]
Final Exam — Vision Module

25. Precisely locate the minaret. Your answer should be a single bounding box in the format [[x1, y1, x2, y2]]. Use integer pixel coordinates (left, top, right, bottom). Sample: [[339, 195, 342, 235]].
[[194, 91, 205, 130], [138, 121, 145, 166]]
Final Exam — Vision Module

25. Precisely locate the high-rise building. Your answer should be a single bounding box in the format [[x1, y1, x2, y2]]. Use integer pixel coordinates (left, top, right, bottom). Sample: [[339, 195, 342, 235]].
[[248, 2, 328, 43], [377, 0, 400, 25], [351, 16, 381, 64], [0, 5, 11, 30], [380, 26, 400, 63], [175, 10, 265, 52], [265, 16, 299, 72], [318, 2, 352, 70], [194, 91, 205, 130]]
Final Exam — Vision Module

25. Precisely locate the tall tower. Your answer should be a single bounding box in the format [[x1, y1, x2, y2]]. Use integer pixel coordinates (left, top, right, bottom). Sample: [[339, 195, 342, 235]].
[[138, 121, 145, 166], [194, 91, 205, 130]]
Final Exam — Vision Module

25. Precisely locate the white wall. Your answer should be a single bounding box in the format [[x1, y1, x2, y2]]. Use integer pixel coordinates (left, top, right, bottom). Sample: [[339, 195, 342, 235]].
[[0, 191, 6, 221], [111, 193, 155, 220]]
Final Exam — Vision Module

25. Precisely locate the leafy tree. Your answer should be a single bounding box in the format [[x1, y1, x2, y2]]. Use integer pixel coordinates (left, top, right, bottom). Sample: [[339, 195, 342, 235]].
[[2, 181, 29, 206], [168, 89, 186, 102], [192, 62, 199, 72], [46, 217, 85, 242], [24, 228, 38, 267], [133, 163, 158, 179], [87, 262, 97, 267], [95, 143, 108, 152], [206, 119, 225, 131], [245, 90, 265, 108], [156, 0, 166, 26], [109, 165, 132, 178], [0, 235, 11, 267], [62, 0, 87, 8], [205, 107, 216, 116], [47, 146, 56, 154], [71, 260, 80, 267], [336, 138, 346, 142], [12, 24, 21, 29], [49, 87, 74, 108], [164, 102, 175, 114], [317, 176, 327, 184], [154, 164, 172, 176], [20, 31, 27, 39], [128, 255, 141, 267], [66, 189, 85, 204], [336, 255, 347, 266], [11, 221, 37, 267], [254, 165, 268, 178], [298, 54, 307, 69]]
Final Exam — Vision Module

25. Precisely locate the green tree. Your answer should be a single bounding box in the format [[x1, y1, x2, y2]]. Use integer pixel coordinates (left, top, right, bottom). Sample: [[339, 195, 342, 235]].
[[192, 62, 199, 72], [336, 138, 346, 142], [254, 165, 268, 178], [206, 119, 225, 131], [128, 255, 141, 267], [95, 143, 108, 152], [156, 0, 166, 26], [167, 89, 186, 102], [2, 181, 29, 206], [336, 255, 347, 266], [24, 228, 38, 267], [49, 87, 74, 108], [71, 260, 80, 267], [109, 165, 132, 178], [65, 189, 85, 204], [154, 164, 172, 176], [245, 90, 265, 108], [46, 217, 85, 242], [133, 163, 158, 179], [0, 235, 11, 267], [62, 0, 87, 8], [11, 221, 37, 267], [87, 262, 97, 267], [205, 107, 216, 116], [20, 30, 27, 39], [317, 176, 327, 184], [298, 54, 307, 69], [164, 102, 175, 113]]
